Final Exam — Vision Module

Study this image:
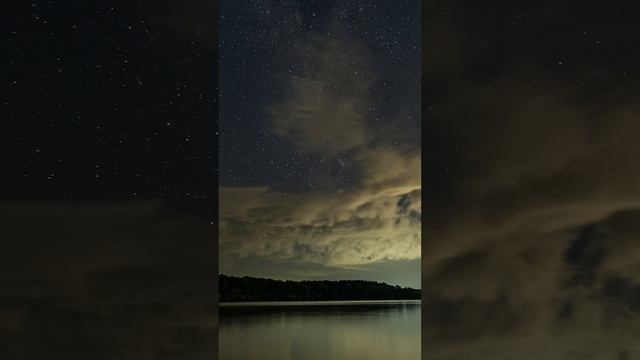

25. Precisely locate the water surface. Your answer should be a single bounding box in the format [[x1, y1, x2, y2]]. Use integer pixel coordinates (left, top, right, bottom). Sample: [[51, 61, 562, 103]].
[[219, 300, 420, 360]]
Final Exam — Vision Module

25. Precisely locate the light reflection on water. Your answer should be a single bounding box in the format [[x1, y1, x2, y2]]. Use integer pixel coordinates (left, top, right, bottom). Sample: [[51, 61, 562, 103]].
[[219, 300, 421, 360]]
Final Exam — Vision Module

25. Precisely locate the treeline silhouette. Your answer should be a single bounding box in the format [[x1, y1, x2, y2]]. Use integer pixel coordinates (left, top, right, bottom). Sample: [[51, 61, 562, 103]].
[[219, 274, 421, 302]]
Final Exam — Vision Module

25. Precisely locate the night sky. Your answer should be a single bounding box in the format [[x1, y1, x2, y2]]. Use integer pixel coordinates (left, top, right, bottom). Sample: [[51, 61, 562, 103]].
[[423, 0, 640, 358], [3, 1, 218, 359], [4, 1, 216, 202], [219, 0, 421, 288]]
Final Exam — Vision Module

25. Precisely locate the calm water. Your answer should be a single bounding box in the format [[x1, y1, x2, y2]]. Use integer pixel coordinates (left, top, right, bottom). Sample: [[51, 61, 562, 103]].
[[219, 300, 421, 360]]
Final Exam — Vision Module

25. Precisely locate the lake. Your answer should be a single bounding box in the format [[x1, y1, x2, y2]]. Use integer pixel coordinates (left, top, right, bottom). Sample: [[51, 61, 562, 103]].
[[219, 300, 421, 360]]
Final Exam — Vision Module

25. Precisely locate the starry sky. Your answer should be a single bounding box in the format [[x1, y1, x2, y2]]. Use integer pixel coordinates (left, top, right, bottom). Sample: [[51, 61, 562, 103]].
[[423, 0, 640, 358], [4, 1, 216, 202], [219, 0, 421, 288], [3, 1, 218, 359]]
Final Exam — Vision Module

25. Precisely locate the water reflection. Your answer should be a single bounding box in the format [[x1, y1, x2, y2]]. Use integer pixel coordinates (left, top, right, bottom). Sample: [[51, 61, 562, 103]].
[[219, 300, 420, 360]]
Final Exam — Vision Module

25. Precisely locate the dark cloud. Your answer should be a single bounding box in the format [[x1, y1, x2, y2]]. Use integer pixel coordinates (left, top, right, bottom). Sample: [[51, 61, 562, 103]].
[[424, 0, 640, 357], [158, 0, 217, 42], [0, 201, 216, 359]]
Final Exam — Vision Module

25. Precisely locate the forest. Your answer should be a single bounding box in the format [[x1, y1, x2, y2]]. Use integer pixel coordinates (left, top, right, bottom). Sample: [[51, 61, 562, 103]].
[[219, 274, 421, 302]]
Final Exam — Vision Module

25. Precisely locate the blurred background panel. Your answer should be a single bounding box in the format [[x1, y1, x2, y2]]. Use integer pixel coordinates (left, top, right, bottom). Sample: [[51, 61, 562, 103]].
[[2, 1, 218, 359], [423, 1, 640, 359]]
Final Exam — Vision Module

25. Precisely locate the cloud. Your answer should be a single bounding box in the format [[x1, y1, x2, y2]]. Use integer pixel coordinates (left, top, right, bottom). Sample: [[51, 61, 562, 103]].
[[219, 147, 421, 268], [220, 27, 421, 277], [156, 0, 217, 41], [269, 31, 374, 154], [423, 1, 640, 357], [0, 200, 217, 359]]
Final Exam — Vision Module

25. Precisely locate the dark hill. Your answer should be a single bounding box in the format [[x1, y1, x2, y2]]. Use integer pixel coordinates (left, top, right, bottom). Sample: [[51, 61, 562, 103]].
[[219, 274, 421, 302]]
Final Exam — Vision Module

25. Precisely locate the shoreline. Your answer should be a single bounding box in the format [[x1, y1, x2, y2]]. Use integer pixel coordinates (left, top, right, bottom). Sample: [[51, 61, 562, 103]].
[[219, 299, 422, 307]]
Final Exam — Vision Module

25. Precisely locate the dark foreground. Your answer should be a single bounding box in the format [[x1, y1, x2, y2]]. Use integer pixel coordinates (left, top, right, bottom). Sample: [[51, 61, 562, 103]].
[[219, 274, 421, 302]]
